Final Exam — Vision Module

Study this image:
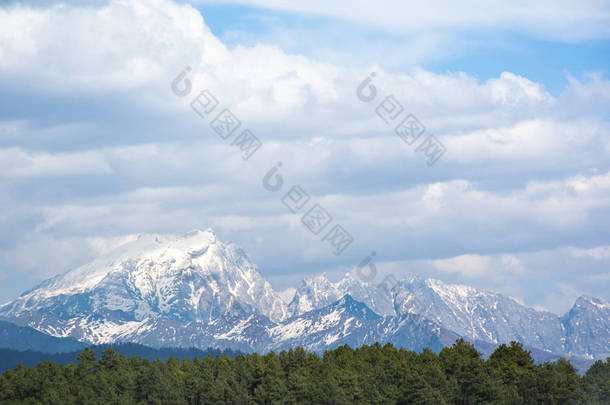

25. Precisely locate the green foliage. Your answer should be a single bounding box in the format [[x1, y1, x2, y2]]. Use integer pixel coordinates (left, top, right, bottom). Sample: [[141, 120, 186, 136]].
[[0, 341, 605, 404], [581, 357, 610, 404]]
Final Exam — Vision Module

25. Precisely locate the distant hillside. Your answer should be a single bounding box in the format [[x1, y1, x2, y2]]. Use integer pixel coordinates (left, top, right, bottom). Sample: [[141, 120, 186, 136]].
[[0, 319, 85, 353], [0, 343, 242, 372]]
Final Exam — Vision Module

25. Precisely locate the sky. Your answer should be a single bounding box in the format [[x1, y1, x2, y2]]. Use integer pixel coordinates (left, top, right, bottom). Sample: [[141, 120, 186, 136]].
[[0, 0, 609, 314]]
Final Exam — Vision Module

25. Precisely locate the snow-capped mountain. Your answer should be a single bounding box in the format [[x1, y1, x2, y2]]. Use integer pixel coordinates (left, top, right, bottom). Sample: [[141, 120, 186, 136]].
[[288, 272, 395, 317], [274, 295, 384, 352], [561, 296, 610, 359], [0, 229, 288, 343], [390, 277, 567, 356], [288, 272, 608, 360], [0, 230, 607, 364]]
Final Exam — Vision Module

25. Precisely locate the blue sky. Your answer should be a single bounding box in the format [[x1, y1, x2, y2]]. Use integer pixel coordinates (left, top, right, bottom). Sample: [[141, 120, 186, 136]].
[[0, 0, 609, 313], [196, 3, 610, 95]]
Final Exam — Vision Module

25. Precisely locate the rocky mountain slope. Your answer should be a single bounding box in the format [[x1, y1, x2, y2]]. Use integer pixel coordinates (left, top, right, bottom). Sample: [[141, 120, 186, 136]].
[[0, 230, 607, 364], [0, 319, 85, 353]]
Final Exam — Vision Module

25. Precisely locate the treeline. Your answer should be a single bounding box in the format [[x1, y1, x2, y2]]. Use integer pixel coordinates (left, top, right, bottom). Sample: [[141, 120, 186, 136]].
[[0, 343, 242, 372], [0, 339, 608, 404]]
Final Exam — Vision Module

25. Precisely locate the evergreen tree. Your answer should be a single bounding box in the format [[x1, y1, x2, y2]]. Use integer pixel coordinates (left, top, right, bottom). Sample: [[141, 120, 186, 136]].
[[583, 358, 610, 404], [0, 340, 603, 404]]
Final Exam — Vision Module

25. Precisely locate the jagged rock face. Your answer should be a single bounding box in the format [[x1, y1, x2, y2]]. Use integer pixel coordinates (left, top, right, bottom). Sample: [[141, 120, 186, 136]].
[[0, 230, 607, 363], [287, 274, 342, 317], [0, 230, 288, 342], [273, 295, 384, 352], [275, 272, 608, 361], [287, 273, 396, 317], [390, 278, 566, 355], [561, 296, 610, 360]]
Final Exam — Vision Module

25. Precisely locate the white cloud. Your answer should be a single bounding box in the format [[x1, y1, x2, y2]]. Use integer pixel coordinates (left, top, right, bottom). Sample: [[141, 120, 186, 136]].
[[0, 0, 223, 93], [534, 282, 585, 314], [0, 0, 608, 310], [0, 147, 113, 178], [445, 119, 608, 164], [1, 233, 140, 278], [1, 0, 600, 130], [432, 253, 525, 279], [192, 0, 610, 41], [570, 246, 610, 261]]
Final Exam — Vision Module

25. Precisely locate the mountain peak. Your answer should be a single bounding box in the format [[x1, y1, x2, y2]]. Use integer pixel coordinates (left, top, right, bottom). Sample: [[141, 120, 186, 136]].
[[0, 228, 289, 329], [572, 295, 609, 310], [336, 293, 356, 305], [0, 235, 607, 362], [329, 294, 381, 321], [184, 228, 217, 241], [307, 273, 331, 285], [561, 295, 610, 359]]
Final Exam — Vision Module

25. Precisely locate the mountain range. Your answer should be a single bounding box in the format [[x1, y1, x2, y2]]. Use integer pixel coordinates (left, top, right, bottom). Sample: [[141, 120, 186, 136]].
[[0, 229, 607, 369]]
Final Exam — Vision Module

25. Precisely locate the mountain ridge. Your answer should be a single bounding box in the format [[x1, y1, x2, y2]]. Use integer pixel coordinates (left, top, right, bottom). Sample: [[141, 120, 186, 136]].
[[0, 229, 607, 365]]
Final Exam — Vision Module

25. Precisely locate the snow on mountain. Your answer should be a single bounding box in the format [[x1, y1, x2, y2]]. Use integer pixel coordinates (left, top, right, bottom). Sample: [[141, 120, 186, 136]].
[[0, 229, 288, 343], [0, 319, 86, 353], [0, 229, 607, 362], [273, 295, 382, 352], [287, 274, 340, 316], [283, 272, 606, 360], [288, 272, 395, 317], [561, 295, 610, 360], [272, 294, 464, 354], [278, 288, 296, 304], [390, 276, 566, 355], [379, 312, 462, 354]]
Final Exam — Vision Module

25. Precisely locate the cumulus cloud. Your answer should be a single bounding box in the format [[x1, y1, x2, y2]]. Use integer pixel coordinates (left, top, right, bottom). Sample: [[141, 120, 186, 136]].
[[432, 253, 525, 279], [0, 147, 113, 178], [570, 245, 610, 261], [0, 0, 608, 312]]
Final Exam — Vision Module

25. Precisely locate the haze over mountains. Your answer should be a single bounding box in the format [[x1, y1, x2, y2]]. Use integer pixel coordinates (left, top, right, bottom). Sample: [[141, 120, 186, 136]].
[[0, 230, 607, 367]]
